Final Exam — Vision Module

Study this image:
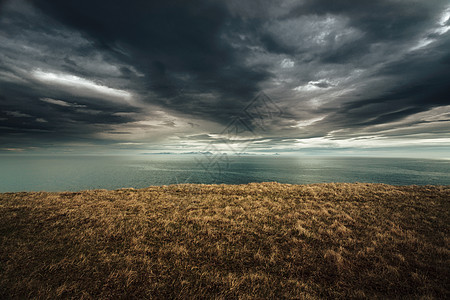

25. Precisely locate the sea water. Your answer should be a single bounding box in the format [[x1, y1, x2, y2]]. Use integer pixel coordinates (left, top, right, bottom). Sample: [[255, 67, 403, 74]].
[[0, 155, 449, 192]]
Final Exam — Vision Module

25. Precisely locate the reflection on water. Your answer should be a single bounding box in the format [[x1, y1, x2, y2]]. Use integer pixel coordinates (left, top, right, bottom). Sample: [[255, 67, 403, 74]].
[[0, 155, 449, 192]]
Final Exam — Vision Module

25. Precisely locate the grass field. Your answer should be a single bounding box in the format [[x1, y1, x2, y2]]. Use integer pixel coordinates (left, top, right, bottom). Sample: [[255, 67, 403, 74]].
[[0, 182, 449, 299]]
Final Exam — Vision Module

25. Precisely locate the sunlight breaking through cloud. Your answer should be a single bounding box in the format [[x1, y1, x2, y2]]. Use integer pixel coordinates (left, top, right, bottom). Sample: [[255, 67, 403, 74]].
[[32, 69, 133, 103]]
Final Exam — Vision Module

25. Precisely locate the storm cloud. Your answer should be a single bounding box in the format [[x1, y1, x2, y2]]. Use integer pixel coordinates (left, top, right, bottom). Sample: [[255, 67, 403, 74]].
[[0, 0, 449, 155]]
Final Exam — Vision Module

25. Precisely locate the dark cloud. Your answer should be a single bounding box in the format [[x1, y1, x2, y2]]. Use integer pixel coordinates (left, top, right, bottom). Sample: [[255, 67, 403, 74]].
[[259, 0, 449, 63], [289, 0, 446, 41], [29, 0, 271, 117], [318, 36, 450, 132]]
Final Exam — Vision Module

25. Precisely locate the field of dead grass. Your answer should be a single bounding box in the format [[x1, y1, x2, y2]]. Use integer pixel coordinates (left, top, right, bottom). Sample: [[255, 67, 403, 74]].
[[0, 182, 449, 299]]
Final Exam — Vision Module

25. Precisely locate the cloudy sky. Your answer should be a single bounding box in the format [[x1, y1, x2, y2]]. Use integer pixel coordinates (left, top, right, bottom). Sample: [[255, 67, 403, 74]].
[[0, 0, 449, 157]]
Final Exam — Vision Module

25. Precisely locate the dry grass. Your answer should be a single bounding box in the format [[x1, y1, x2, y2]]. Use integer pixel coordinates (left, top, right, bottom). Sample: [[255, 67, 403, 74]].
[[0, 182, 449, 299]]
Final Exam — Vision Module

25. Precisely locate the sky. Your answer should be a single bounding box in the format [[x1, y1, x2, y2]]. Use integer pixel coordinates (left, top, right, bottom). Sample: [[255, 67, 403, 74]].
[[0, 0, 449, 157]]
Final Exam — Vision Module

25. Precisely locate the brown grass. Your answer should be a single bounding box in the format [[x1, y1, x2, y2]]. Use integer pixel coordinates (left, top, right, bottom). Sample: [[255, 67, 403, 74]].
[[0, 182, 449, 299]]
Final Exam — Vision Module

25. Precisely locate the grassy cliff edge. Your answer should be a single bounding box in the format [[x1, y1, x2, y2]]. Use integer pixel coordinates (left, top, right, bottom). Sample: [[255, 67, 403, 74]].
[[1, 182, 449, 299]]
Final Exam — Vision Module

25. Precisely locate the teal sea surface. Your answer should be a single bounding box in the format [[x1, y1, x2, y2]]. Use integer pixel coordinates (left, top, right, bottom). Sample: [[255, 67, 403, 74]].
[[0, 155, 449, 192]]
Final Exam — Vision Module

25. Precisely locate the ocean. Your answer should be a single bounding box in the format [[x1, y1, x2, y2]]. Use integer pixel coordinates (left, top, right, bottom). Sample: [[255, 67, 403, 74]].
[[0, 155, 449, 192]]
